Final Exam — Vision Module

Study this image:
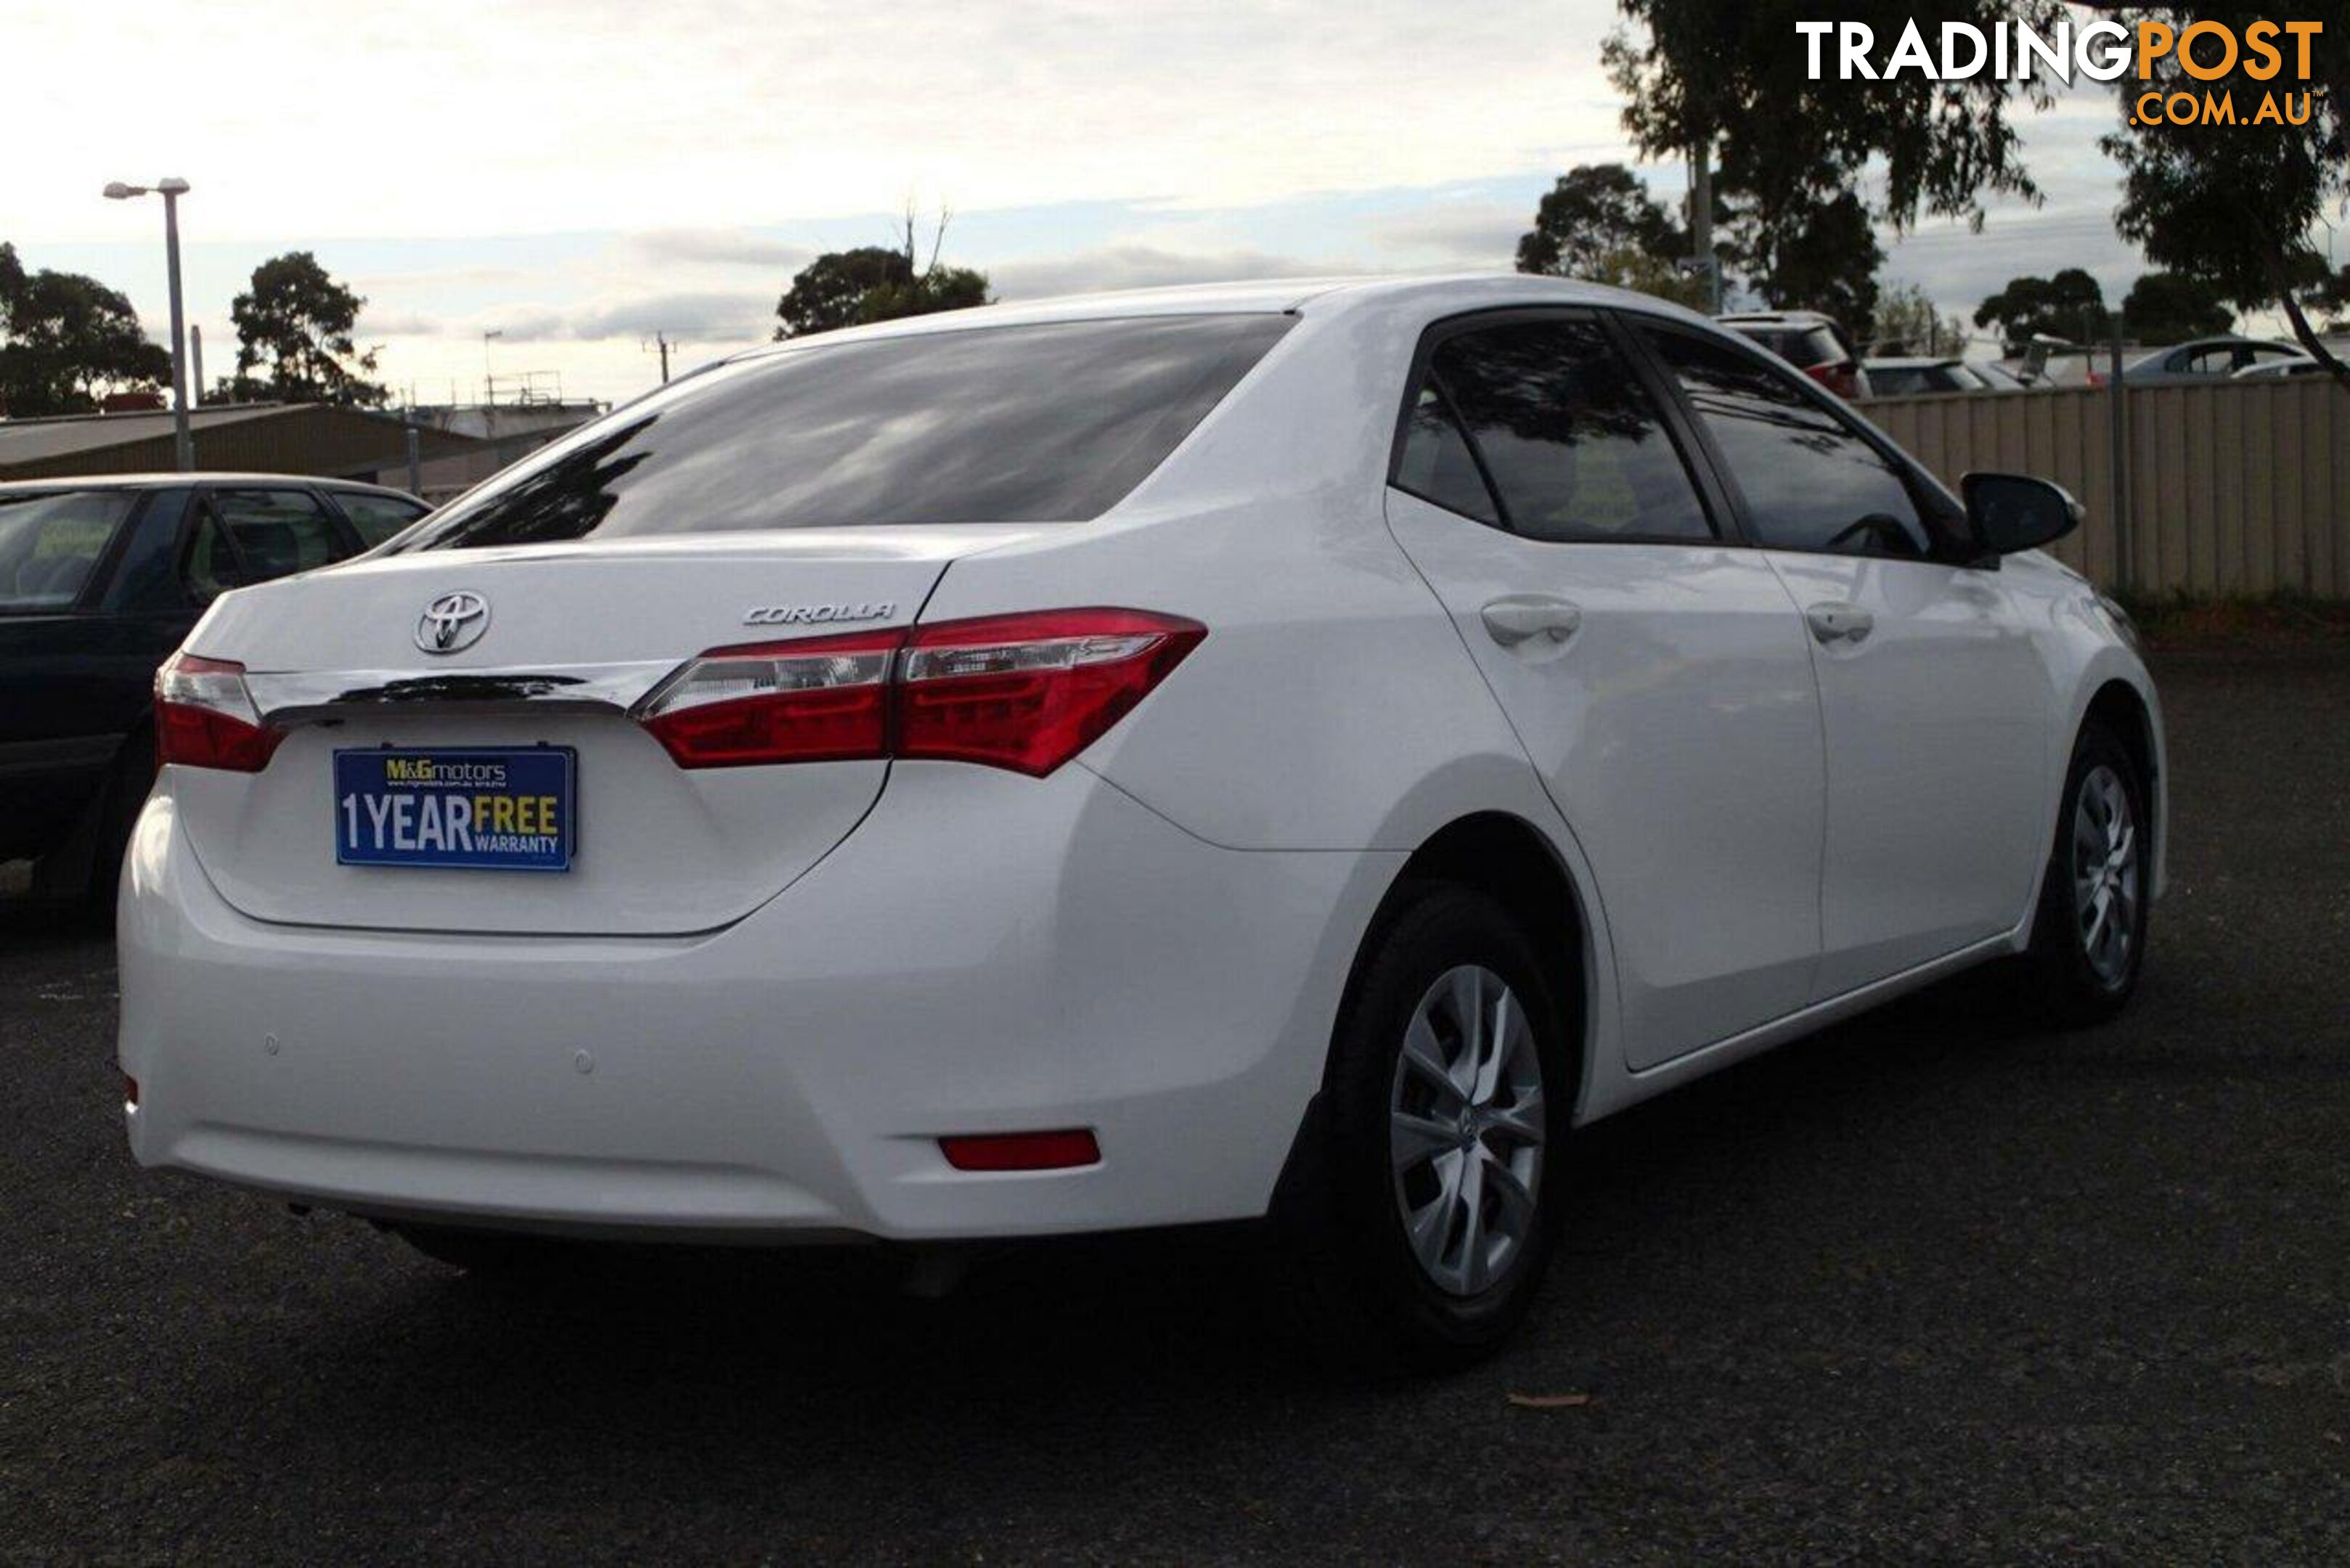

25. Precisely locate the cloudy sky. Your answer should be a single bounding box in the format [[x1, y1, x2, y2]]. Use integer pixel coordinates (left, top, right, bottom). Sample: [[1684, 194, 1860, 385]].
[[6, 0, 2154, 406]]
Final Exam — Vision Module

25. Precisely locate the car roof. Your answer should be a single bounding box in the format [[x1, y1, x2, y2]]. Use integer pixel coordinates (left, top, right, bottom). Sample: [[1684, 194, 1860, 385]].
[[0, 472, 419, 498], [723, 272, 1719, 362], [1863, 356, 1965, 369], [1718, 310, 1836, 327]]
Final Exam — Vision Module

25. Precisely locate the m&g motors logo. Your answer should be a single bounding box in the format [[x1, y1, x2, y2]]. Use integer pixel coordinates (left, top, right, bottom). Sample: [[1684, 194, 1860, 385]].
[[1797, 17, 2325, 127]]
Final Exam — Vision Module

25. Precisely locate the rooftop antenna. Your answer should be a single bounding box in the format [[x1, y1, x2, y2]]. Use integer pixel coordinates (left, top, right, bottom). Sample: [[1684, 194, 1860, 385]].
[[482, 329, 505, 404]]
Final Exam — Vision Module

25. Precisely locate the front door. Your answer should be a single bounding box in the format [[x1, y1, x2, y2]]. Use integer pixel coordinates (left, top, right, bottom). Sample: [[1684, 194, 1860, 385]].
[[1384, 311, 1827, 1070], [1633, 322, 2053, 997]]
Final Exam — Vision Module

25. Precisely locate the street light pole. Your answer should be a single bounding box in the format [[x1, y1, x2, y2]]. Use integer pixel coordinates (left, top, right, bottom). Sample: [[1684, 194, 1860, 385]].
[[160, 181, 192, 470], [103, 177, 195, 472]]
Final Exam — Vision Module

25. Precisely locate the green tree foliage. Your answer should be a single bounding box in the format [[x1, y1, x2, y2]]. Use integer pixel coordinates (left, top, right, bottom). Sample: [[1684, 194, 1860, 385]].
[[0, 241, 173, 417], [1973, 269, 2110, 354], [231, 252, 386, 407], [1604, 0, 2062, 232], [1593, 248, 1715, 310], [1724, 187, 1885, 335], [1514, 163, 1686, 279], [2100, 5, 2348, 380], [1872, 282, 1967, 356], [775, 211, 992, 339], [2119, 271, 2235, 344], [774, 246, 917, 337]]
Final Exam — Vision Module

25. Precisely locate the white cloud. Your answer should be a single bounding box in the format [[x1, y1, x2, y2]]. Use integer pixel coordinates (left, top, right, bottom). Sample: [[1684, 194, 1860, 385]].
[[4, 0, 1621, 243], [630, 230, 815, 270], [990, 245, 1351, 300]]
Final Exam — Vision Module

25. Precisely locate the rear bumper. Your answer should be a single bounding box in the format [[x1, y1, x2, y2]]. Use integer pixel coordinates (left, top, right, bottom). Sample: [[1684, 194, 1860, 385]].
[[119, 761, 1399, 1241]]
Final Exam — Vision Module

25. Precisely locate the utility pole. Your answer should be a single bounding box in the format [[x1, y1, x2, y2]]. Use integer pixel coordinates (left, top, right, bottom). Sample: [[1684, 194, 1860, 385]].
[[1689, 139, 1721, 314], [482, 329, 505, 405], [189, 324, 204, 409], [656, 332, 672, 384], [2108, 312, 2131, 594]]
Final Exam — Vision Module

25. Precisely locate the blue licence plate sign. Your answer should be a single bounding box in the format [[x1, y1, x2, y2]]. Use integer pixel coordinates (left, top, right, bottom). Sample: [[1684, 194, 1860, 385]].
[[334, 747, 576, 872]]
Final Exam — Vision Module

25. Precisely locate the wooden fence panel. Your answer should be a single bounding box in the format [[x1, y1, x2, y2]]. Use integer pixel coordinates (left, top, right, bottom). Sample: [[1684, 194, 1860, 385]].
[[1863, 378, 2350, 598]]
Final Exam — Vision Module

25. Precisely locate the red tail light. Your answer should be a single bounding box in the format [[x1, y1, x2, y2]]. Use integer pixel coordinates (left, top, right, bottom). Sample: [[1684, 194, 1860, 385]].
[[637, 629, 898, 768], [154, 652, 284, 772], [899, 608, 1207, 776], [1806, 361, 1860, 399], [637, 608, 1204, 776]]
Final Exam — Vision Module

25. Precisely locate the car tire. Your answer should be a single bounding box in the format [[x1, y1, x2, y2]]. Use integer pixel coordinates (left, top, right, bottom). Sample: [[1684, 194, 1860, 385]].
[[2024, 721, 2151, 1026], [1268, 882, 1570, 1374]]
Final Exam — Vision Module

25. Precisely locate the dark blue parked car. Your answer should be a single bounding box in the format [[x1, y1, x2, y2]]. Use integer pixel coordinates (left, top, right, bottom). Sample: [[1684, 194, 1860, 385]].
[[0, 473, 431, 913]]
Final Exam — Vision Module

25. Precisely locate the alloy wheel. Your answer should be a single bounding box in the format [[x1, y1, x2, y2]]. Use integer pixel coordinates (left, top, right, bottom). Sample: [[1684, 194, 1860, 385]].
[[2072, 762, 2141, 987], [1387, 964, 1546, 1296]]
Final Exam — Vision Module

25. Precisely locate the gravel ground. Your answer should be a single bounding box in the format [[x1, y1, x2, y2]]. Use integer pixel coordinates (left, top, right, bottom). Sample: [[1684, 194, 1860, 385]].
[[4, 651, 2346, 1562]]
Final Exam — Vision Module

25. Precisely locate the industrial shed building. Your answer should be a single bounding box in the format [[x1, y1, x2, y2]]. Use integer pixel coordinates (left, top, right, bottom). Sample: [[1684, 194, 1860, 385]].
[[0, 403, 506, 499]]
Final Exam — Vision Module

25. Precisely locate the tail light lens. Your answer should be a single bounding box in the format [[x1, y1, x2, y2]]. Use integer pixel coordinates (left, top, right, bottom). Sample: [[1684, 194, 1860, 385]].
[[1806, 361, 1860, 399], [155, 652, 284, 772], [900, 609, 1206, 776], [637, 608, 1204, 776], [637, 629, 897, 768]]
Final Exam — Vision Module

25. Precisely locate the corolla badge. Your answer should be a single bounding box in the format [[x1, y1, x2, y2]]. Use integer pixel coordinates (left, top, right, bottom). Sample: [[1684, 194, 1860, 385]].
[[416, 589, 491, 654], [742, 601, 897, 626]]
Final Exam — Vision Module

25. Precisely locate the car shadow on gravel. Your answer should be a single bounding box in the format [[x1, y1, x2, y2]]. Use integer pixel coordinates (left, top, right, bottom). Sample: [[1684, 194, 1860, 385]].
[[187, 963, 2060, 1440]]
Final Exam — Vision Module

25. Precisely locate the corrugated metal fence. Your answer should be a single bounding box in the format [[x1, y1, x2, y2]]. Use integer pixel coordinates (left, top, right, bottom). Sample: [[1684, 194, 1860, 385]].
[[1864, 377, 2350, 599]]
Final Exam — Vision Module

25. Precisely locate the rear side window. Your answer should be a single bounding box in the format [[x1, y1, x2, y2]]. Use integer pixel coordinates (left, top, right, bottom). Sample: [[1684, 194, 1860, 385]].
[[0, 489, 138, 611], [1402, 317, 1714, 544], [1641, 327, 1931, 558], [336, 491, 431, 547], [1394, 386, 1501, 526], [399, 314, 1293, 551], [208, 489, 348, 579]]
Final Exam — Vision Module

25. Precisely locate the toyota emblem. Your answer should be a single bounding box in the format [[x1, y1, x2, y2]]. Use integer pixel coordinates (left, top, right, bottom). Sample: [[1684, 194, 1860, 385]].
[[416, 590, 491, 654]]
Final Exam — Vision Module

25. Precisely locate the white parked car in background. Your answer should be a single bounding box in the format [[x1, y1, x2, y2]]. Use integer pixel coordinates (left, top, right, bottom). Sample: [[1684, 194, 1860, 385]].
[[121, 276, 2165, 1368]]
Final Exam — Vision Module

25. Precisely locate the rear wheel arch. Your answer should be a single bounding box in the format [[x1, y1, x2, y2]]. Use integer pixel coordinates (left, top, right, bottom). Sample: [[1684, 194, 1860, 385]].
[[1337, 812, 1591, 1116]]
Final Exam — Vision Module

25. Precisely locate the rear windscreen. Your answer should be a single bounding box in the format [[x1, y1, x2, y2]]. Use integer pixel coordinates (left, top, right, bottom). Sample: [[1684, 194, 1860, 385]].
[[399, 314, 1293, 551], [0, 489, 137, 611]]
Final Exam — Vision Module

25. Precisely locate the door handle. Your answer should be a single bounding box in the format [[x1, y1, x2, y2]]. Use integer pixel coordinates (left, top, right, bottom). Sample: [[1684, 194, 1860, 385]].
[[1480, 595, 1583, 648], [1805, 602, 1874, 647]]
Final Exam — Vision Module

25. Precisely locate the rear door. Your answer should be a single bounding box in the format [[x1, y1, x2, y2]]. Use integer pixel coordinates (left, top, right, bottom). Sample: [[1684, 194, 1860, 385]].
[[1631, 320, 2052, 997], [1384, 311, 1826, 1069]]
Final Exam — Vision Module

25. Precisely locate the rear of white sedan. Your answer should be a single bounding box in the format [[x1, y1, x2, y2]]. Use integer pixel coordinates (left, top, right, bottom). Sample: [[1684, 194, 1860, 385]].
[[120, 301, 1403, 1244], [121, 274, 2161, 1371]]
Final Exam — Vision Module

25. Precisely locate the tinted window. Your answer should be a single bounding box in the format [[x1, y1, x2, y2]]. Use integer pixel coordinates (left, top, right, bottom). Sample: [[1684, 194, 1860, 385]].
[[1393, 385, 1500, 525], [1416, 318, 1713, 544], [1644, 327, 1930, 557], [209, 489, 347, 580], [99, 487, 194, 613], [336, 491, 431, 547], [1869, 366, 1930, 396], [181, 513, 244, 605], [399, 315, 1292, 551], [0, 489, 138, 611]]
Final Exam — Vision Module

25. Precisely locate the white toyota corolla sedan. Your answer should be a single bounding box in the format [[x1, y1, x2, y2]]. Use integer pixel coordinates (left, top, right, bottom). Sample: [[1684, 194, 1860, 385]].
[[120, 274, 2163, 1367]]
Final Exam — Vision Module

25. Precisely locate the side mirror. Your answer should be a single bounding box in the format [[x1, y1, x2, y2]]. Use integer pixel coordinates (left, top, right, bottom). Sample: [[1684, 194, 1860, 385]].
[[1962, 472, 2082, 555]]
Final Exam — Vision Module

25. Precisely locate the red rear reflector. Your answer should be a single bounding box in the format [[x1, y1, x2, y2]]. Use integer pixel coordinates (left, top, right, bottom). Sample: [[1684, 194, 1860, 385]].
[[123, 1073, 139, 1111], [154, 652, 283, 772], [939, 1129, 1101, 1172]]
